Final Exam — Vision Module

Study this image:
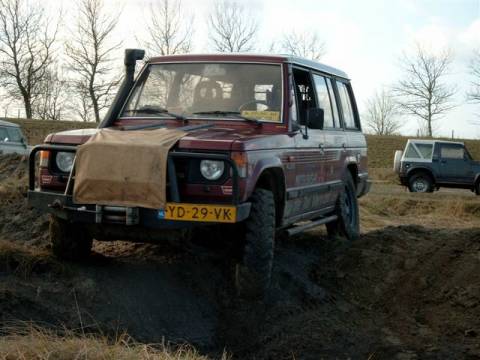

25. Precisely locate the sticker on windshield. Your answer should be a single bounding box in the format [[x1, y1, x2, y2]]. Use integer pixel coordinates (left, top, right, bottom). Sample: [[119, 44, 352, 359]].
[[241, 111, 280, 122]]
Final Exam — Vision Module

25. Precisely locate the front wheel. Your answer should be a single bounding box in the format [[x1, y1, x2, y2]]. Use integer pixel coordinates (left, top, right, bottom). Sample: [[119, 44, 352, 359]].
[[50, 216, 93, 261], [326, 172, 360, 241], [235, 188, 275, 299]]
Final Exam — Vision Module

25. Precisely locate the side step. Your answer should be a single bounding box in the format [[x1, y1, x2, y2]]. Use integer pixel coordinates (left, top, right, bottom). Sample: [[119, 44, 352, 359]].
[[286, 215, 338, 236]]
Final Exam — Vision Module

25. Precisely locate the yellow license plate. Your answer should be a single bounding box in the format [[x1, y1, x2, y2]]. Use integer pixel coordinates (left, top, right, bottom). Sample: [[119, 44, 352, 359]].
[[159, 203, 237, 223]]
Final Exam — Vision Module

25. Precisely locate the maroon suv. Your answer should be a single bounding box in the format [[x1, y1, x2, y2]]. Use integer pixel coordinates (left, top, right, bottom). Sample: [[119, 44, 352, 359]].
[[28, 50, 370, 297]]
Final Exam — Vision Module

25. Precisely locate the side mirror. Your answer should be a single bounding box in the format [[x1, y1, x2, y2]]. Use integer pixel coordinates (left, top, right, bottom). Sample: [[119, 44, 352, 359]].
[[306, 107, 324, 130]]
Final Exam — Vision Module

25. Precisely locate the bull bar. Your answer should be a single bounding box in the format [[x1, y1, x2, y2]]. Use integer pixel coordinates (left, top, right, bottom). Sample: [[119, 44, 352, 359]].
[[27, 144, 250, 227]]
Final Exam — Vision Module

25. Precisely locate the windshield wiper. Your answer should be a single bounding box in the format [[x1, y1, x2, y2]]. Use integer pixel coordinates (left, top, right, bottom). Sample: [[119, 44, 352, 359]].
[[124, 106, 186, 122], [193, 110, 262, 126]]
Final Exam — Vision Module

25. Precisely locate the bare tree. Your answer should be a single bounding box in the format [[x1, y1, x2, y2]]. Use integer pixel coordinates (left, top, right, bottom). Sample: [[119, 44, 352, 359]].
[[32, 64, 69, 120], [467, 49, 480, 104], [393, 44, 456, 137], [65, 0, 122, 122], [280, 31, 325, 61], [208, 0, 258, 52], [0, 0, 58, 118], [364, 88, 401, 135], [142, 0, 193, 56]]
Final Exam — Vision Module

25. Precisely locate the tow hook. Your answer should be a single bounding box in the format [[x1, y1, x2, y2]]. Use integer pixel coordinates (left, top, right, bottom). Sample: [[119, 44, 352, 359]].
[[49, 200, 63, 209]]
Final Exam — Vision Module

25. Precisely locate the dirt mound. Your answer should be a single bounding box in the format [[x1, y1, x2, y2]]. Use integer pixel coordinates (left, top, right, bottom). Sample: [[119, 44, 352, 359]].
[[1, 224, 480, 359], [0, 154, 49, 245]]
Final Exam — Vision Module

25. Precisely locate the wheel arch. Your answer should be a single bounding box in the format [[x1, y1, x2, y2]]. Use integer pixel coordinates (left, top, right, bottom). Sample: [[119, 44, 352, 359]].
[[250, 164, 286, 227], [406, 166, 436, 183], [346, 163, 359, 188]]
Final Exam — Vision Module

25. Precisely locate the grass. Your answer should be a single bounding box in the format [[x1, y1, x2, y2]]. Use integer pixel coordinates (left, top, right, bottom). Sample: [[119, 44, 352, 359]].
[[0, 325, 216, 360]]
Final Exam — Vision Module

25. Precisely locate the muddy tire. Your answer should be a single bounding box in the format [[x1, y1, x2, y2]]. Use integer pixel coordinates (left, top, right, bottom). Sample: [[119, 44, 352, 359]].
[[408, 172, 434, 193], [235, 188, 275, 299], [326, 172, 360, 241], [50, 216, 93, 261], [475, 180, 480, 195]]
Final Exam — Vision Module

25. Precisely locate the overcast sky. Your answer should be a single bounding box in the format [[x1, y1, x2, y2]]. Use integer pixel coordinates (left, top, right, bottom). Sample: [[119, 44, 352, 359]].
[[51, 0, 480, 138]]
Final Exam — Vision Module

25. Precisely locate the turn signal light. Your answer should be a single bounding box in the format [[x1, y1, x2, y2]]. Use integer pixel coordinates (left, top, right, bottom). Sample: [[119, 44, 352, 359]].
[[231, 152, 248, 177], [39, 150, 50, 168]]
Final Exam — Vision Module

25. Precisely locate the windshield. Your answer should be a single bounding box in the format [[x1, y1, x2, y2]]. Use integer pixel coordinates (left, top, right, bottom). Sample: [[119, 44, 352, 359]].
[[121, 63, 283, 122]]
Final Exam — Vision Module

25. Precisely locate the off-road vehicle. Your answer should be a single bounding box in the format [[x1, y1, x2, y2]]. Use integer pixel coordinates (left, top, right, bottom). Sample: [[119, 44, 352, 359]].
[[0, 120, 29, 155], [28, 50, 370, 296], [394, 139, 480, 194]]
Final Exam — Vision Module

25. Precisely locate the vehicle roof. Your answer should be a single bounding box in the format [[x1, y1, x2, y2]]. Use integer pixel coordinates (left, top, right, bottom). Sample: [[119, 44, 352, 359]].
[[0, 119, 20, 128], [148, 53, 349, 79], [408, 139, 464, 146]]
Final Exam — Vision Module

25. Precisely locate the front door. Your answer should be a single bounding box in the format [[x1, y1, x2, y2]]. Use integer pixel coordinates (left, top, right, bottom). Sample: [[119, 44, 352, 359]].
[[438, 143, 474, 184], [286, 67, 328, 220]]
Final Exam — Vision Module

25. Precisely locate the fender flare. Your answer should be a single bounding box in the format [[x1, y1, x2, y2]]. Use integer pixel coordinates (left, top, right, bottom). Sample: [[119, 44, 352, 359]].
[[406, 166, 436, 182], [246, 157, 285, 200]]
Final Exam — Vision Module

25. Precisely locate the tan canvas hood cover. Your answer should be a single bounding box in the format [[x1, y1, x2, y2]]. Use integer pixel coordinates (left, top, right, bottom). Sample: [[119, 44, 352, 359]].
[[73, 128, 186, 209]]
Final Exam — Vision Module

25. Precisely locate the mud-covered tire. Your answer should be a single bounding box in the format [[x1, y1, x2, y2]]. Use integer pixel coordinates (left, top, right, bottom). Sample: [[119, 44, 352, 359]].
[[50, 216, 93, 261], [326, 172, 360, 241], [408, 172, 434, 193], [235, 188, 275, 299], [475, 180, 480, 195]]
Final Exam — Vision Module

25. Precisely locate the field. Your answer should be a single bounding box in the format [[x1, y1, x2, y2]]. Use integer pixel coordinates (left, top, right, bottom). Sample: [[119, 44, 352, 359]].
[[0, 120, 480, 359]]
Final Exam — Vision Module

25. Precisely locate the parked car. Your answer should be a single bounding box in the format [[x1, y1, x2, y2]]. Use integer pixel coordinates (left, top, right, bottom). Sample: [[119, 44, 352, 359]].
[[0, 120, 29, 155], [28, 50, 370, 297], [394, 139, 480, 194]]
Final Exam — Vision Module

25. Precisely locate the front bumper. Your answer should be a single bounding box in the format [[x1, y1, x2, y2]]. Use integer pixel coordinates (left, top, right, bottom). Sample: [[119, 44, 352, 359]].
[[28, 190, 251, 229], [28, 144, 250, 229]]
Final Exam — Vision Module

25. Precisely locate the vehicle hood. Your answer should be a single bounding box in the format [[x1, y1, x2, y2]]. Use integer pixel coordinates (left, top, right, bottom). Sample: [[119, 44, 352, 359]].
[[46, 128, 100, 145], [45, 125, 294, 151]]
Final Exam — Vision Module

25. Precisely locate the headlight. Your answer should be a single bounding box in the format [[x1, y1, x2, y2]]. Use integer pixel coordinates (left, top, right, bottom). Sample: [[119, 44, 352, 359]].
[[200, 160, 225, 180], [56, 152, 75, 173]]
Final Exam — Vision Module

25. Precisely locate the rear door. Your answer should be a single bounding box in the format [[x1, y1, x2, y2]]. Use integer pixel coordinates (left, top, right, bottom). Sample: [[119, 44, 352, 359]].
[[438, 143, 474, 184], [312, 74, 345, 205]]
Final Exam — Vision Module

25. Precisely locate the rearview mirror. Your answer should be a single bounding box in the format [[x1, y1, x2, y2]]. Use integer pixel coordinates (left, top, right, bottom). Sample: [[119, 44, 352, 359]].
[[306, 107, 324, 130]]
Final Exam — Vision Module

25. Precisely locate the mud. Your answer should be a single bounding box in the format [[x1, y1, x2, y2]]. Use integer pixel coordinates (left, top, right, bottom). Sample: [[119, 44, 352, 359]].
[[1, 154, 480, 359]]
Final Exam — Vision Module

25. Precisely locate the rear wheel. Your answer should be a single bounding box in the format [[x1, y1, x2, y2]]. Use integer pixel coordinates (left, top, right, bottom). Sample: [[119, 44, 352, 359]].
[[475, 181, 480, 195], [326, 172, 360, 241], [50, 216, 93, 261], [408, 172, 434, 193], [235, 188, 275, 299]]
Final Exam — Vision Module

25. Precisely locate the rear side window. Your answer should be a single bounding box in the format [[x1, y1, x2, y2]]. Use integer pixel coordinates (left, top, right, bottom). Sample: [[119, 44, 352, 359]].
[[312, 74, 334, 128], [415, 143, 433, 159], [337, 81, 358, 129], [404, 143, 421, 158], [441, 145, 464, 159]]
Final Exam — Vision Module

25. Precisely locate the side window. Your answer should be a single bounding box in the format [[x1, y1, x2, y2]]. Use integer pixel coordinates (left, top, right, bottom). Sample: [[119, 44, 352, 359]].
[[405, 143, 420, 158], [415, 143, 433, 159], [312, 74, 334, 128], [6, 128, 22, 143], [0, 128, 8, 142], [441, 145, 464, 159], [292, 68, 317, 125], [326, 78, 339, 127], [337, 81, 358, 129]]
